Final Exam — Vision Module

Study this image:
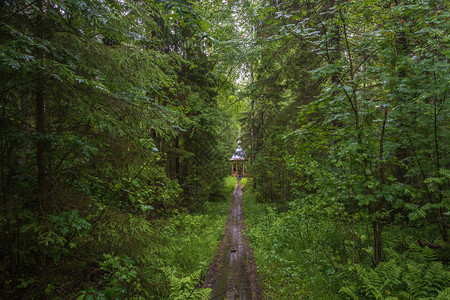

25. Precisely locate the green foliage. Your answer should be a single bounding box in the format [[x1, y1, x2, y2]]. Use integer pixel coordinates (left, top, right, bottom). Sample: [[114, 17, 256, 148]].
[[245, 184, 450, 299], [76, 254, 140, 300], [0, 0, 235, 298], [1, 0, 449, 298], [100, 254, 138, 287], [243, 188, 339, 299], [239, 0, 449, 297], [340, 246, 450, 299], [346, 261, 402, 299], [162, 268, 211, 300], [224, 176, 237, 189]]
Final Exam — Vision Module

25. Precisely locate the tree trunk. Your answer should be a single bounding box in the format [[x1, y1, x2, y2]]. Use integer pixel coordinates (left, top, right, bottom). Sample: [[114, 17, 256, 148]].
[[36, 91, 46, 215], [373, 107, 388, 266]]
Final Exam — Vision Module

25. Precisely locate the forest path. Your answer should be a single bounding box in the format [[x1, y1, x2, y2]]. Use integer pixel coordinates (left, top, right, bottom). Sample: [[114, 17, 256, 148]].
[[204, 181, 263, 300]]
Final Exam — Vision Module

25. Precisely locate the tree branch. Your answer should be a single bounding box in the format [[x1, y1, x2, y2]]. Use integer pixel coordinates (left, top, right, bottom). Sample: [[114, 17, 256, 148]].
[[0, 0, 39, 27]]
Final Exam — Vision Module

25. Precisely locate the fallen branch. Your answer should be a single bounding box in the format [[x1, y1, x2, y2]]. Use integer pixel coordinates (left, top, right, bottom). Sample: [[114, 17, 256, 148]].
[[417, 240, 442, 249]]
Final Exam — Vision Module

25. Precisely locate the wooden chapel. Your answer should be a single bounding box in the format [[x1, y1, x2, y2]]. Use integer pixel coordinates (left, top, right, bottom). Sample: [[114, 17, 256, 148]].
[[230, 140, 247, 177]]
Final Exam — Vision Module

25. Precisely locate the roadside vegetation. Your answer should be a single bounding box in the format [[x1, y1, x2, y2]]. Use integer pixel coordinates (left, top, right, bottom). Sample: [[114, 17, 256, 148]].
[[0, 0, 239, 298], [243, 183, 450, 299], [238, 0, 449, 298]]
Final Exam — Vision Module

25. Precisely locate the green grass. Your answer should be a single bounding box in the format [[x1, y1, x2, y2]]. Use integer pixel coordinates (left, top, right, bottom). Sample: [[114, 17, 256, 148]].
[[224, 176, 238, 192], [160, 200, 230, 275]]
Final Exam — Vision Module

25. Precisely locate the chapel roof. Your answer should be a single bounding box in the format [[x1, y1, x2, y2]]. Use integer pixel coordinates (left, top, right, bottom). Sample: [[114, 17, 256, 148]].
[[230, 140, 246, 160]]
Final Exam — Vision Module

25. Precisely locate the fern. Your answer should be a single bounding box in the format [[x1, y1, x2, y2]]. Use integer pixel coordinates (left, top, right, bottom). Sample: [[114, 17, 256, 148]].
[[404, 262, 450, 299], [436, 288, 450, 300], [421, 246, 438, 263], [357, 260, 402, 299], [339, 285, 360, 299], [162, 268, 211, 300], [404, 203, 427, 221], [340, 254, 447, 300]]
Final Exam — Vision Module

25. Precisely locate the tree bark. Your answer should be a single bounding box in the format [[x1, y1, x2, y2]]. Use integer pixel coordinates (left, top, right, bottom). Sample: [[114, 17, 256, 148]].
[[374, 107, 388, 266], [36, 91, 46, 215]]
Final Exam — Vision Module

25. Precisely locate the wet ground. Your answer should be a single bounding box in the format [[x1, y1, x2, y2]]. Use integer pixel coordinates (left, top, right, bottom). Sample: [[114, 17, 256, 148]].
[[204, 181, 263, 300]]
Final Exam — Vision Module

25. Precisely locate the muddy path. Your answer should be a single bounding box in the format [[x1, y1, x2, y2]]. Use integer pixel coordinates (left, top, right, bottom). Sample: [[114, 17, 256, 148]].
[[204, 181, 263, 300]]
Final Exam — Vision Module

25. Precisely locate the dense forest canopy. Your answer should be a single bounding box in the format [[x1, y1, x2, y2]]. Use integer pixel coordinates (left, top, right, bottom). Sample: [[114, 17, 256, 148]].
[[1, 0, 448, 299]]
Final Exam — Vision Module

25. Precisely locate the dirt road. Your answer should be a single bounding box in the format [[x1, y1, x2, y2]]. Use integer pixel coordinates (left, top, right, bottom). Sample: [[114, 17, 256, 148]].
[[204, 181, 263, 300]]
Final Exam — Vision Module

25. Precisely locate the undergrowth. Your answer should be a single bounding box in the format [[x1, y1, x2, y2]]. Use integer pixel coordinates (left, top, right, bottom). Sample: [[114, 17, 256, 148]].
[[242, 185, 450, 299], [243, 188, 337, 299], [73, 179, 234, 299]]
